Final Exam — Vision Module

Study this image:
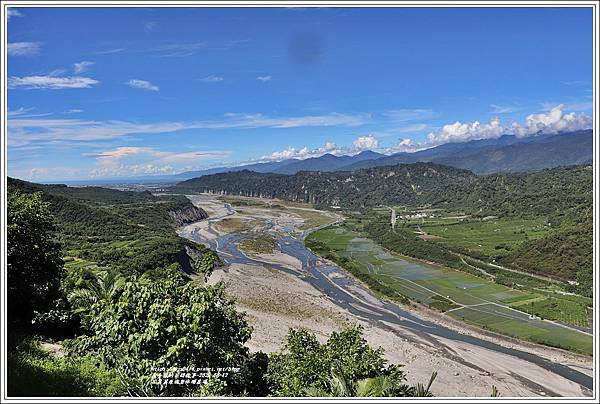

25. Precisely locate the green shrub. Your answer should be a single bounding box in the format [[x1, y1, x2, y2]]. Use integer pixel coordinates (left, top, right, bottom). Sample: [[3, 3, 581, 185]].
[[7, 338, 124, 397]]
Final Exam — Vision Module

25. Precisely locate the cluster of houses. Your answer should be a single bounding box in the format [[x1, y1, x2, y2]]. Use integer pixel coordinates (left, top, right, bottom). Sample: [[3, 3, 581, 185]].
[[398, 212, 434, 220]]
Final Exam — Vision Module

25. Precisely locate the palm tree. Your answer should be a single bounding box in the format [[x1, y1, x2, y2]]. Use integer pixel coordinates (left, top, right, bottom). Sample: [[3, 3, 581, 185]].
[[304, 370, 437, 397], [411, 371, 437, 397], [68, 270, 125, 316]]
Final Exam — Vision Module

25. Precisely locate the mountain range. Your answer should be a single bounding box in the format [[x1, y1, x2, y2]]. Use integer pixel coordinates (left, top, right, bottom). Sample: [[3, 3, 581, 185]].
[[174, 129, 592, 180], [54, 130, 592, 185]]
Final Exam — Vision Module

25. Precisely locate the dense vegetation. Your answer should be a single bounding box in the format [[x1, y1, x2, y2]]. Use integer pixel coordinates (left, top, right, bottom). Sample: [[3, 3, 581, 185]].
[[173, 163, 591, 220], [239, 234, 277, 254], [175, 164, 592, 289], [306, 223, 592, 354], [8, 177, 209, 277], [7, 338, 124, 397], [267, 325, 421, 397], [7, 191, 64, 329], [7, 180, 436, 397], [498, 224, 593, 294]]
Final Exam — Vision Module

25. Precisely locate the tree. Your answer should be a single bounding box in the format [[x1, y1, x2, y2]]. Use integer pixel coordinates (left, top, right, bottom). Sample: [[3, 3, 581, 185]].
[[267, 325, 414, 397], [194, 251, 219, 280], [67, 270, 125, 324], [304, 371, 436, 397], [65, 267, 252, 396], [7, 191, 64, 328]]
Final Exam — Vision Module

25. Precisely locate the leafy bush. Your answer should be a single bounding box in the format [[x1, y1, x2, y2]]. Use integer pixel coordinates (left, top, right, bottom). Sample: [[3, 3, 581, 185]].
[[267, 325, 412, 397], [7, 191, 64, 329], [194, 251, 219, 280], [65, 267, 252, 396], [7, 338, 124, 397]]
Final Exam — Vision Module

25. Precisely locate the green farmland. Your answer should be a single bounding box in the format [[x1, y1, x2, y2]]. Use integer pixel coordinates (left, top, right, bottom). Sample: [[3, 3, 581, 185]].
[[306, 226, 592, 355], [412, 217, 550, 258]]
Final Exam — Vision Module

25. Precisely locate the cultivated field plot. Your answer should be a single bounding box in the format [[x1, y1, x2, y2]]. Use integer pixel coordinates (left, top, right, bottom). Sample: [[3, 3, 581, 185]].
[[415, 217, 550, 258], [345, 237, 525, 306], [285, 207, 337, 230], [309, 226, 592, 355], [449, 305, 592, 355]]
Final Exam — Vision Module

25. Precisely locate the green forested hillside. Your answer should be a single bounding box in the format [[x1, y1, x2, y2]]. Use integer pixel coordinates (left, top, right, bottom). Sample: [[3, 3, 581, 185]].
[[498, 223, 593, 289], [173, 163, 591, 220], [173, 163, 592, 290], [7, 178, 209, 276]]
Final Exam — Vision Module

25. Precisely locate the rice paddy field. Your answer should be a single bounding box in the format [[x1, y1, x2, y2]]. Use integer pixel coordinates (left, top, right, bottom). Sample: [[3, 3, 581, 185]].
[[412, 217, 550, 258], [307, 226, 593, 355]]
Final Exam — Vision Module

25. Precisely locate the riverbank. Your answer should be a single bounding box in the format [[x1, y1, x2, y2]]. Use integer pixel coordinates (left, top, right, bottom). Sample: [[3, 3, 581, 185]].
[[180, 194, 593, 398], [208, 259, 592, 397]]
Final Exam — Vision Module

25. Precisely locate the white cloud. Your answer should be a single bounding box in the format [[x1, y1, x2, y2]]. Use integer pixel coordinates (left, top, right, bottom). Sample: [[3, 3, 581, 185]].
[[7, 107, 53, 118], [423, 104, 592, 147], [383, 109, 434, 122], [8, 75, 98, 89], [490, 104, 519, 114], [73, 61, 95, 73], [8, 112, 369, 145], [153, 42, 207, 57], [257, 75, 272, 82], [11, 166, 88, 181], [92, 146, 229, 163], [323, 142, 338, 151], [230, 112, 369, 129], [200, 75, 224, 82], [88, 146, 230, 178], [385, 138, 415, 153], [219, 112, 369, 129], [540, 100, 591, 112], [95, 48, 125, 55], [8, 9, 23, 19], [261, 135, 380, 162], [125, 79, 159, 91], [8, 42, 41, 56], [512, 104, 592, 137], [8, 107, 35, 116], [267, 146, 312, 161], [426, 116, 504, 146], [64, 109, 83, 114], [353, 135, 379, 151]]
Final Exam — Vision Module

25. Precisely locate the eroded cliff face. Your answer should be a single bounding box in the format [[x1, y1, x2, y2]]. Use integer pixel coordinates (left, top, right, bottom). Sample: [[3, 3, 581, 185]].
[[176, 246, 222, 277], [169, 206, 208, 227]]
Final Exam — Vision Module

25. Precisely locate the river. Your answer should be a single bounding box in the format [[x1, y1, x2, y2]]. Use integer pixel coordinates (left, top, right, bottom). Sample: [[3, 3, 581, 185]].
[[178, 194, 593, 393]]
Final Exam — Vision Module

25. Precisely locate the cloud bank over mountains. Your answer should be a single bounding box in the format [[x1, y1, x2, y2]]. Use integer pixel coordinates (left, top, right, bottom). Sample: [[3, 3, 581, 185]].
[[8, 103, 592, 180], [388, 104, 592, 153], [261, 105, 592, 162]]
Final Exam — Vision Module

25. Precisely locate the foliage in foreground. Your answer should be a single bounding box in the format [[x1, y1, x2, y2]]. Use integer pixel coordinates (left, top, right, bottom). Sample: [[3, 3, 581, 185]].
[[7, 192, 64, 328], [266, 325, 426, 397], [66, 267, 252, 396], [7, 338, 124, 397], [7, 181, 444, 398]]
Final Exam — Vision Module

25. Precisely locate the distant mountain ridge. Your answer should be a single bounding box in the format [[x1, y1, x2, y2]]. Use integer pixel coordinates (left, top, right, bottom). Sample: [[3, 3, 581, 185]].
[[42, 130, 592, 185], [175, 129, 592, 179], [173, 150, 385, 179], [340, 130, 592, 174]]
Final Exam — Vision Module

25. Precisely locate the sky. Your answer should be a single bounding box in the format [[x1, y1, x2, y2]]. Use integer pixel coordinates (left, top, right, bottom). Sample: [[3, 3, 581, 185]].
[[6, 6, 594, 182]]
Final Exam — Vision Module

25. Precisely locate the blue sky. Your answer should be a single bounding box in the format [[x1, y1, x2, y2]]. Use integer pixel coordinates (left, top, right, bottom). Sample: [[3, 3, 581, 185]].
[[7, 6, 593, 181]]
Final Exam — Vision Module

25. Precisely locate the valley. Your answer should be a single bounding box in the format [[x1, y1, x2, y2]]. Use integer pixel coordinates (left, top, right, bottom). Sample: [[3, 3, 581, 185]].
[[176, 193, 593, 397]]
